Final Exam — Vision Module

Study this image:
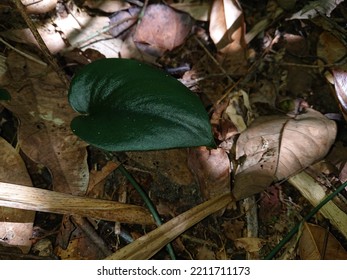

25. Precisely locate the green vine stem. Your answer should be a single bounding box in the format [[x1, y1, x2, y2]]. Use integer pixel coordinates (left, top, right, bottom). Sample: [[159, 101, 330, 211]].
[[118, 164, 176, 260], [265, 180, 347, 260]]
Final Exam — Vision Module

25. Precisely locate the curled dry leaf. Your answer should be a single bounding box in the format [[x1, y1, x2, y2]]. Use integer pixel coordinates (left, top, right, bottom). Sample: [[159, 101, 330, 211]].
[[332, 69, 347, 121], [233, 108, 337, 200], [209, 0, 246, 73], [109, 7, 140, 39], [133, 4, 193, 57], [299, 223, 347, 260]]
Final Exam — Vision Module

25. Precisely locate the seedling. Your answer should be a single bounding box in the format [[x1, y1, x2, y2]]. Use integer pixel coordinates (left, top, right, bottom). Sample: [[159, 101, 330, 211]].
[[68, 58, 215, 151], [68, 58, 216, 259]]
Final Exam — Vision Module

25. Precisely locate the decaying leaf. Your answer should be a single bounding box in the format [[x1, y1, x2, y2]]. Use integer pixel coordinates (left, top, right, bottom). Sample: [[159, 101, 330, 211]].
[[290, 0, 344, 19], [0, 51, 88, 195], [188, 147, 230, 202], [209, 0, 246, 73], [332, 69, 347, 121], [225, 90, 253, 133], [196, 246, 216, 260], [108, 7, 140, 39], [234, 237, 265, 253], [233, 108, 337, 200], [22, 0, 57, 14], [0, 136, 35, 254], [299, 223, 347, 260], [133, 4, 193, 57], [317, 32, 347, 71]]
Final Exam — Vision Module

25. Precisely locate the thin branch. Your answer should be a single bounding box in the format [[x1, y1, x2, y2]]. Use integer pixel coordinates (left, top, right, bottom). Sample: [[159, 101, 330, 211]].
[[0, 37, 47, 66], [11, 0, 69, 87]]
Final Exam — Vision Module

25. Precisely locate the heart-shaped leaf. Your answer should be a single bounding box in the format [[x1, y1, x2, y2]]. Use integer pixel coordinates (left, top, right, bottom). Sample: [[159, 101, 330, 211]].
[[0, 88, 10, 100], [68, 58, 215, 151]]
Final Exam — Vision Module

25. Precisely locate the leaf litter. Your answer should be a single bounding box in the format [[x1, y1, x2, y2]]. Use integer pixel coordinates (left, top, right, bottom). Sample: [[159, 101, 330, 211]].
[[0, 0, 347, 259]]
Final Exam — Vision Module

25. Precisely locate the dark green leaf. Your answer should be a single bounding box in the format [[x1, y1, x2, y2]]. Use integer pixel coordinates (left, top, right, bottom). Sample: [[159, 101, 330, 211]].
[[0, 88, 11, 101], [68, 58, 215, 151]]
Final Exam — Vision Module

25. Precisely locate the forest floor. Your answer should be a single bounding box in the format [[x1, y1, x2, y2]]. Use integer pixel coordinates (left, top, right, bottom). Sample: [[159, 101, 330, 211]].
[[0, 0, 347, 260]]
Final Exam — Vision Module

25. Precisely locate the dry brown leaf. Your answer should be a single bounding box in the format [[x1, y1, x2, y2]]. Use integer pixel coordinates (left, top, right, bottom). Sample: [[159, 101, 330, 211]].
[[86, 161, 120, 198], [196, 246, 216, 260], [56, 232, 105, 260], [0, 51, 88, 195], [332, 69, 347, 121], [299, 223, 347, 260], [222, 219, 244, 241], [318, 32, 347, 71], [188, 146, 230, 202], [0, 136, 35, 253], [209, 0, 246, 73], [234, 237, 265, 253], [233, 108, 337, 200], [133, 4, 193, 57]]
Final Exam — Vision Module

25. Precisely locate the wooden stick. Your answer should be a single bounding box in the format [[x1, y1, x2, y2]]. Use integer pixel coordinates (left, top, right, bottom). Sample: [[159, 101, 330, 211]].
[[105, 193, 233, 260], [0, 182, 154, 225]]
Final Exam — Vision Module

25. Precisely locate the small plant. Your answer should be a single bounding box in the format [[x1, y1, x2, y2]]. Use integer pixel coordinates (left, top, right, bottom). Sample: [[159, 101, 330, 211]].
[[68, 58, 216, 259], [68, 58, 215, 151]]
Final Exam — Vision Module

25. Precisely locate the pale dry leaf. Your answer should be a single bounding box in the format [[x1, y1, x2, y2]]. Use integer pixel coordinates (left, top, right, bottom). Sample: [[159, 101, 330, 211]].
[[133, 4, 193, 57], [21, 0, 57, 14], [233, 109, 336, 200], [288, 172, 347, 240], [188, 146, 230, 202], [299, 223, 347, 260], [0, 51, 88, 195], [0, 25, 66, 54], [83, 0, 130, 13], [332, 69, 347, 121], [55, 11, 122, 57], [209, 0, 243, 49], [0, 136, 35, 254], [225, 90, 253, 133], [109, 7, 140, 38], [209, 0, 246, 73], [290, 0, 344, 19]]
